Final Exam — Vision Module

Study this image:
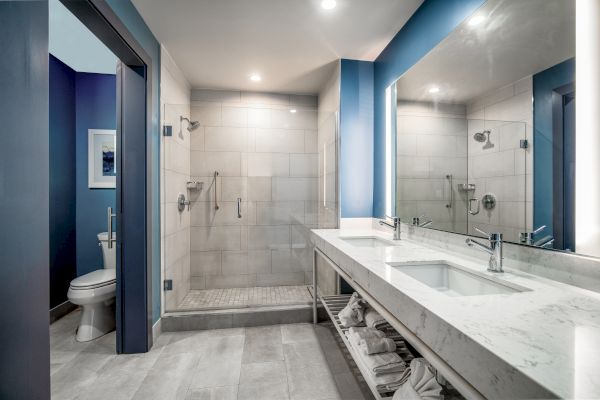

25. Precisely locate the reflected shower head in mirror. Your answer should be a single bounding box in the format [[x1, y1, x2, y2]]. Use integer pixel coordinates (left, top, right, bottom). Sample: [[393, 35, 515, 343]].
[[474, 130, 494, 149], [180, 116, 200, 132]]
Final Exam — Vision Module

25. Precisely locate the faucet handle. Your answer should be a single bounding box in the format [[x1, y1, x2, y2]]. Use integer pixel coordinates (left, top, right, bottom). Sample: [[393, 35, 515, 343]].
[[473, 226, 490, 238], [385, 215, 400, 223], [532, 225, 547, 235]]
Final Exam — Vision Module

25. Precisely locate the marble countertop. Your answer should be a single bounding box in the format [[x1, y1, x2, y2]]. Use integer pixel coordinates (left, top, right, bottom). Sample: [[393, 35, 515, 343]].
[[311, 227, 600, 399]]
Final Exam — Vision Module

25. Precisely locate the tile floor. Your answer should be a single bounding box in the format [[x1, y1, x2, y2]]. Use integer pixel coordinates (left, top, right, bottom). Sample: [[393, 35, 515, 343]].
[[51, 310, 372, 400], [177, 285, 312, 310]]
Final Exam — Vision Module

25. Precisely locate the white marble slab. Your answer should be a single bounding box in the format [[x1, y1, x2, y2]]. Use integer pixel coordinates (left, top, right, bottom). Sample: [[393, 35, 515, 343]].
[[311, 227, 600, 399]]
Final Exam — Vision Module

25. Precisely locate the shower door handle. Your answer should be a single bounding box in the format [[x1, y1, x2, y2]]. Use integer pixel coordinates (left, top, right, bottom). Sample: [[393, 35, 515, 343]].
[[237, 198, 242, 219], [214, 171, 220, 210], [107, 207, 116, 248]]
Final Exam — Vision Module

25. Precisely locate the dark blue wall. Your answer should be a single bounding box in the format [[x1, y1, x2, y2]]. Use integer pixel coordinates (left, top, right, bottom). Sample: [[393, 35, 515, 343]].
[[533, 58, 575, 234], [49, 55, 77, 309], [76, 72, 116, 276], [372, 0, 485, 217], [340, 59, 374, 217], [106, 0, 162, 323], [0, 2, 50, 398]]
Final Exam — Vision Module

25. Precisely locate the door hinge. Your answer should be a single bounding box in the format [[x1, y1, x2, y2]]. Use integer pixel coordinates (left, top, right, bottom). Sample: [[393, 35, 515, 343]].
[[163, 279, 173, 291], [520, 139, 529, 149]]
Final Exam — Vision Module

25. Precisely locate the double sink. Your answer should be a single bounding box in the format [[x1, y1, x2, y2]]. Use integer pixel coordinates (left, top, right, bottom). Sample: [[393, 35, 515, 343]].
[[340, 236, 528, 297]]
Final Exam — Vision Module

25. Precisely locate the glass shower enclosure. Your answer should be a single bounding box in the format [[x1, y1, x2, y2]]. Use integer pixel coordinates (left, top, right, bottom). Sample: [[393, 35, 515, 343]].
[[162, 94, 320, 312]]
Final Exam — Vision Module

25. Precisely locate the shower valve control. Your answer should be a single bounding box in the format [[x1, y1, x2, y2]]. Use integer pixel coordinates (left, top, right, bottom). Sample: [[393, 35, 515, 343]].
[[178, 193, 190, 212]]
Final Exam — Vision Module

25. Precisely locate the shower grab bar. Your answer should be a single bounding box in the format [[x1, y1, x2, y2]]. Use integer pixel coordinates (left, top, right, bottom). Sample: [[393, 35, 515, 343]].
[[445, 174, 453, 209], [107, 207, 116, 249], [237, 198, 242, 218], [214, 171, 219, 210]]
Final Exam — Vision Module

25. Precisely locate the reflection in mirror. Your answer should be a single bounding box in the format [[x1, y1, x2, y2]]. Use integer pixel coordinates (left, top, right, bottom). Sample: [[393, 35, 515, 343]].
[[390, 0, 581, 254]]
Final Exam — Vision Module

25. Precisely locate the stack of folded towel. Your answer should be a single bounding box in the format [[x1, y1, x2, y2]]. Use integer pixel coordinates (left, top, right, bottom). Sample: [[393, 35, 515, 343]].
[[392, 358, 443, 400], [338, 292, 367, 327], [346, 327, 409, 392]]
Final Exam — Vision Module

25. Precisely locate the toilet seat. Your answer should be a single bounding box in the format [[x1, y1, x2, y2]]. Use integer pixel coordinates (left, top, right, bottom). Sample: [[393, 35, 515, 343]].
[[70, 269, 116, 290]]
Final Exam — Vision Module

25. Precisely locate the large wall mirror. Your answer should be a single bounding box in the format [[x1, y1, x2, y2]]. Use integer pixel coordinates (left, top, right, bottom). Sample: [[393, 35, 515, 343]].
[[388, 0, 586, 254]]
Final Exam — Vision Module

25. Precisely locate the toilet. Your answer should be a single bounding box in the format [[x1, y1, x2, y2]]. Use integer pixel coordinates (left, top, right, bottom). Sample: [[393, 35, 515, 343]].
[[68, 232, 116, 342]]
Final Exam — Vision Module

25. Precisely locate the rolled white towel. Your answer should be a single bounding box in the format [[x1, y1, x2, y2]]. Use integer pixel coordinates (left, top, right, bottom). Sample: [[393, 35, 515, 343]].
[[364, 308, 387, 330], [338, 293, 367, 327], [359, 337, 397, 355], [392, 358, 443, 400]]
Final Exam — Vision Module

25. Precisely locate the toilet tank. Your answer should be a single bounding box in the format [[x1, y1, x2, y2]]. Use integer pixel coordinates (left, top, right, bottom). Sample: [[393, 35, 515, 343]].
[[97, 232, 116, 269]]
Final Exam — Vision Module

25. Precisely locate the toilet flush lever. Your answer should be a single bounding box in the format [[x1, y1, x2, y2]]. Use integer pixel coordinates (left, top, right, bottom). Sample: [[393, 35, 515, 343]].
[[107, 207, 116, 249]]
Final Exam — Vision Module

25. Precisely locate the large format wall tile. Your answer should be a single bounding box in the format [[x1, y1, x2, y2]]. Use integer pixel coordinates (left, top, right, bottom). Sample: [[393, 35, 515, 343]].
[[186, 90, 318, 290]]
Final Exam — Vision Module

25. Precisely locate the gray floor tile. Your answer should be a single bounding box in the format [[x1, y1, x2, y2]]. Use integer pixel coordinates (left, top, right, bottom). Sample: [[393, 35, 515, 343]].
[[281, 323, 319, 344], [283, 341, 328, 368], [242, 325, 283, 364], [238, 361, 289, 400], [185, 386, 238, 400], [132, 352, 199, 400], [189, 358, 243, 389], [286, 362, 341, 400]]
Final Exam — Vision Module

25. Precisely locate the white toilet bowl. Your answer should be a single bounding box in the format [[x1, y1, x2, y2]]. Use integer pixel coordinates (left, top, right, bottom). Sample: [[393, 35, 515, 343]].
[[67, 232, 116, 342]]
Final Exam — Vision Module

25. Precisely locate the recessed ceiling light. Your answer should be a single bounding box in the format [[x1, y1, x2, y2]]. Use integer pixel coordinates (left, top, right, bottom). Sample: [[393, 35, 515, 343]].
[[250, 74, 261, 82], [428, 86, 440, 94], [468, 15, 486, 27], [290, 109, 297, 114], [321, 0, 336, 10]]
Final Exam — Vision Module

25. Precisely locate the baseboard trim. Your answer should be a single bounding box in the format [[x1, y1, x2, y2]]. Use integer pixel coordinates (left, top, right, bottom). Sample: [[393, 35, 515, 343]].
[[49, 301, 77, 324], [152, 318, 162, 340]]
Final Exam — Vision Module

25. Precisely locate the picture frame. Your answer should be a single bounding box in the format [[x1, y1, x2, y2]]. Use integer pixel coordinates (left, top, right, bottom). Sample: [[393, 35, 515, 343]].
[[88, 129, 117, 189]]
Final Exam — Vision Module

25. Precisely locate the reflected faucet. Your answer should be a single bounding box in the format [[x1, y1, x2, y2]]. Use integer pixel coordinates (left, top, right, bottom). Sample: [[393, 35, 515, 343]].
[[412, 215, 433, 228], [465, 227, 503, 273], [379, 216, 401, 240]]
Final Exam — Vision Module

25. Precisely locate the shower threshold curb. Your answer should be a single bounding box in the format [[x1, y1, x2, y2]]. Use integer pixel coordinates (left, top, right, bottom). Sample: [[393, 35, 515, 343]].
[[161, 304, 327, 332]]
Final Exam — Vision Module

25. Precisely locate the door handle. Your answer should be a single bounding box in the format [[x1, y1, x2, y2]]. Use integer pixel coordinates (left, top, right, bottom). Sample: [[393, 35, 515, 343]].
[[237, 197, 242, 219], [107, 207, 116, 249]]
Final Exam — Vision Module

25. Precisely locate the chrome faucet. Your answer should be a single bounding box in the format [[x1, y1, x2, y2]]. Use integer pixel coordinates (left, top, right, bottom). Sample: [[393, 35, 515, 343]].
[[519, 225, 547, 245], [412, 215, 432, 228], [379, 216, 401, 240], [465, 227, 503, 273]]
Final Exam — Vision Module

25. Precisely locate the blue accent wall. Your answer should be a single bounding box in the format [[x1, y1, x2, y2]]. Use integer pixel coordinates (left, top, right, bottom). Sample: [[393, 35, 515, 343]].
[[106, 0, 162, 323], [0, 2, 50, 397], [533, 58, 575, 234], [372, 0, 485, 217], [75, 72, 116, 276], [340, 59, 374, 217], [49, 55, 77, 309]]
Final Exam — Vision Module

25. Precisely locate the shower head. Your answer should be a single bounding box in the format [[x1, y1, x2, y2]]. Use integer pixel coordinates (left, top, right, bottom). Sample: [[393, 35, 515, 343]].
[[473, 130, 488, 142], [180, 116, 200, 132]]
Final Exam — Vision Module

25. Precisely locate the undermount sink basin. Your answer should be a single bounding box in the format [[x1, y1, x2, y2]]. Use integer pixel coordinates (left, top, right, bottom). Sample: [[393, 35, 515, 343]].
[[341, 236, 397, 248], [388, 261, 526, 296]]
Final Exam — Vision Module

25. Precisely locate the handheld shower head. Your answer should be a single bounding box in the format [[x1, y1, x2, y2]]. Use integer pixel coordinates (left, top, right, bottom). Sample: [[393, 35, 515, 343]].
[[180, 116, 200, 132]]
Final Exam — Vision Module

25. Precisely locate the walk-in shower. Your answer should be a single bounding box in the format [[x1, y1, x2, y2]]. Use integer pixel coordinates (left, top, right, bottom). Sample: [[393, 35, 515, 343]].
[[161, 90, 331, 314]]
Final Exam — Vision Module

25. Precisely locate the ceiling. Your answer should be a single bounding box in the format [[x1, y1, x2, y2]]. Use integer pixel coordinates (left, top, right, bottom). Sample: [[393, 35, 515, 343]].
[[132, 0, 423, 94], [396, 0, 575, 104], [49, 0, 118, 74]]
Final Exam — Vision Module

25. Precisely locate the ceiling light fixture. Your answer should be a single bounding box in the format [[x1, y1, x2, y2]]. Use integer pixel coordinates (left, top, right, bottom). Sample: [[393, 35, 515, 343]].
[[290, 109, 297, 113], [468, 15, 486, 27], [321, 0, 336, 10], [250, 74, 262, 82], [428, 86, 440, 94]]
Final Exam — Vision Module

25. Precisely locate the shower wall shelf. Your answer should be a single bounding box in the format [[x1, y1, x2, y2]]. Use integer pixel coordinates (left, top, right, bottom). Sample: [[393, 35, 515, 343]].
[[457, 183, 476, 192], [186, 181, 203, 191]]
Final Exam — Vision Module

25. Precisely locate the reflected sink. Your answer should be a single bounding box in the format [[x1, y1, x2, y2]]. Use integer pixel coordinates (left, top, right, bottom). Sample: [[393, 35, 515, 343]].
[[388, 261, 526, 296], [341, 236, 397, 248]]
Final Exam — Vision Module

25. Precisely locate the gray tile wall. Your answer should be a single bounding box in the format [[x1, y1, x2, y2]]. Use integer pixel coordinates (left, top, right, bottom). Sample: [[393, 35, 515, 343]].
[[188, 89, 318, 290]]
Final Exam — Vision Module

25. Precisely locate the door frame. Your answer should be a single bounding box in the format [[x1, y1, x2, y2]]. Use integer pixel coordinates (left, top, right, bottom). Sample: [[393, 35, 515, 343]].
[[61, 0, 155, 353], [552, 82, 576, 251]]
